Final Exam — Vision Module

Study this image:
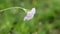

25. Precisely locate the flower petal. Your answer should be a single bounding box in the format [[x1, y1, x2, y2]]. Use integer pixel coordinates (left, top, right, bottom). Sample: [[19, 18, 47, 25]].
[[24, 8, 36, 21]]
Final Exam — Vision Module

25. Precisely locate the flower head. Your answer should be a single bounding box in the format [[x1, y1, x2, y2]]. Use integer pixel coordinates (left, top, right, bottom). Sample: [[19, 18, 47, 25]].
[[24, 8, 36, 21]]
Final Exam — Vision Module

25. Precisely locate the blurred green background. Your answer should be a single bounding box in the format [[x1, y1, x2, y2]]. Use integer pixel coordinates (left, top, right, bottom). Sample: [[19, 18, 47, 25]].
[[0, 0, 60, 34]]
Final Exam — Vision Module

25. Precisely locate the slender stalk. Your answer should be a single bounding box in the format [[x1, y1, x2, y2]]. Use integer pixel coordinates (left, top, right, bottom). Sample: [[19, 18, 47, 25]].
[[0, 7, 27, 13]]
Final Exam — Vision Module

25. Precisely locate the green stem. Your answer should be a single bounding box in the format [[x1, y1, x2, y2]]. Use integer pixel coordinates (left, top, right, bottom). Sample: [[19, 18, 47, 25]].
[[0, 7, 27, 13]]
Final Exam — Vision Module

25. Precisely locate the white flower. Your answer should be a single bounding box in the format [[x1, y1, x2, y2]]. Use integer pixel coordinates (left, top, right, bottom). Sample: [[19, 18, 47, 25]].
[[24, 8, 36, 21]]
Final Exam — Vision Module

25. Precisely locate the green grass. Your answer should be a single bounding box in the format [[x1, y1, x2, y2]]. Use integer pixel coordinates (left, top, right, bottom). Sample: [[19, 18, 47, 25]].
[[0, 0, 60, 34]]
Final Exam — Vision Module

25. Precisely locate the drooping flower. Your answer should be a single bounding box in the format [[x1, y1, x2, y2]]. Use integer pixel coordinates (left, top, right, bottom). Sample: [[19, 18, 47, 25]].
[[24, 8, 36, 21]]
